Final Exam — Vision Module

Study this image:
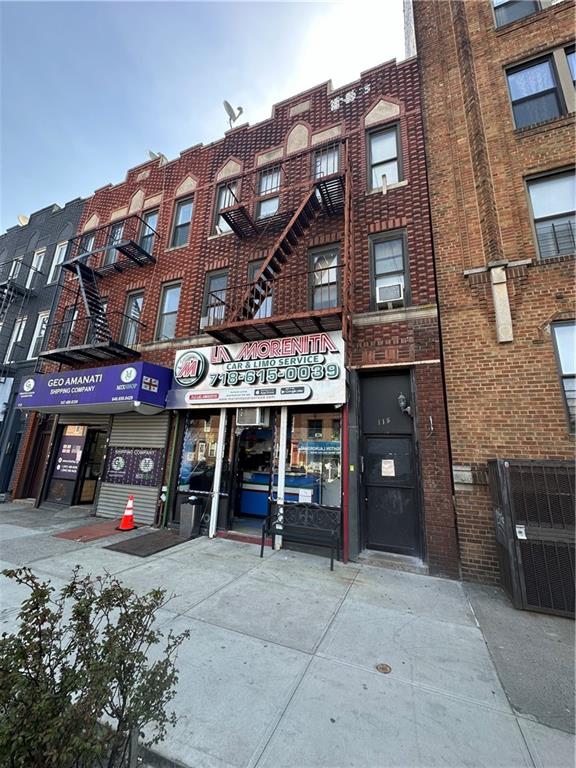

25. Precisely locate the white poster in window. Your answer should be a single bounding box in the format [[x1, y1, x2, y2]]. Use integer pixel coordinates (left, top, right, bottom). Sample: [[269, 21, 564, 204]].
[[299, 488, 313, 502], [381, 459, 395, 477]]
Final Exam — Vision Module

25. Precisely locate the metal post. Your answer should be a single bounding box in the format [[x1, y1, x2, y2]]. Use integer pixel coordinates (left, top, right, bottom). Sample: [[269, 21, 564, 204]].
[[208, 408, 227, 538], [275, 406, 288, 550]]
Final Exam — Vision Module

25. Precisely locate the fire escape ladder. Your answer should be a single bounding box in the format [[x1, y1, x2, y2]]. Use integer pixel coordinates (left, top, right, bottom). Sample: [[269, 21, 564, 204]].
[[234, 188, 322, 321], [74, 261, 111, 342], [0, 282, 15, 326]]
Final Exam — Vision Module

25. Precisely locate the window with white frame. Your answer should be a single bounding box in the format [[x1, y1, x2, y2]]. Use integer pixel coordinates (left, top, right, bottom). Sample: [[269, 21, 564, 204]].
[[256, 167, 281, 219], [58, 306, 78, 348], [48, 242, 68, 283], [8, 257, 23, 281], [371, 233, 407, 310], [201, 270, 228, 327], [527, 170, 575, 258], [120, 292, 144, 347], [156, 283, 181, 340], [26, 248, 45, 290], [552, 322, 575, 431], [170, 199, 193, 248], [314, 144, 339, 179], [214, 183, 238, 234], [104, 222, 124, 265], [139, 210, 159, 254], [28, 311, 50, 359], [492, 0, 539, 27], [309, 246, 339, 310], [368, 127, 400, 190], [4, 317, 27, 363]]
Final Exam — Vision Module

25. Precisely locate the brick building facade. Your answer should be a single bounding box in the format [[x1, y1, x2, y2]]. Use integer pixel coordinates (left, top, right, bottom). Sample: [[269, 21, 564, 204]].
[[413, 0, 575, 581], [13, 57, 459, 577]]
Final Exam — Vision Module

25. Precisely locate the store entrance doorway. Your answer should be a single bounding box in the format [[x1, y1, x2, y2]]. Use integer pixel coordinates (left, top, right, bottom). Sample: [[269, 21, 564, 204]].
[[75, 429, 107, 505], [233, 426, 274, 522]]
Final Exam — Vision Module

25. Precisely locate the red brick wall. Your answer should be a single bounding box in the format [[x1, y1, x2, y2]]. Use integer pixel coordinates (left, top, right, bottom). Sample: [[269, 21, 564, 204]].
[[414, 0, 576, 581], [19, 57, 458, 574]]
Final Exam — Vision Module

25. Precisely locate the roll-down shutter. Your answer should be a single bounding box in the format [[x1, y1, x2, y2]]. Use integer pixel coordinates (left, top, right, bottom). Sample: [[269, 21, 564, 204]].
[[96, 412, 170, 525]]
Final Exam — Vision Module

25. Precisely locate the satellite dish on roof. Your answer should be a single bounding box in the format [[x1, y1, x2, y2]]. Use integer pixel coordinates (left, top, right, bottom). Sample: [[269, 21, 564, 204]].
[[17, 214, 29, 226], [148, 150, 160, 160], [223, 100, 243, 129]]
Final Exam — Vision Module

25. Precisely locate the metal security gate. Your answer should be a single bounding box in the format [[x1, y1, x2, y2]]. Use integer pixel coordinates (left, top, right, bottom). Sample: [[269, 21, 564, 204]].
[[488, 459, 575, 617], [96, 412, 170, 525]]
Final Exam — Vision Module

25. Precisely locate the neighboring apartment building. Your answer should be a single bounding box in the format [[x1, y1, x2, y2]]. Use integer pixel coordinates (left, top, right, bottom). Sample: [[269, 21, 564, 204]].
[[412, 0, 575, 582], [0, 199, 85, 498], [12, 58, 459, 576]]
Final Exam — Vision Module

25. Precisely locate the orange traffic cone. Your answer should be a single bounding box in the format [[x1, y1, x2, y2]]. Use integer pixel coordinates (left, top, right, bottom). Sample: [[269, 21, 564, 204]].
[[116, 494, 137, 531]]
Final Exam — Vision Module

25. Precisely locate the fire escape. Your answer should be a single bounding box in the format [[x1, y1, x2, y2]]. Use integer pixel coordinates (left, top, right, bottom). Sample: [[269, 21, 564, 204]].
[[39, 215, 157, 366], [206, 139, 352, 344], [0, 258, 43, 380]]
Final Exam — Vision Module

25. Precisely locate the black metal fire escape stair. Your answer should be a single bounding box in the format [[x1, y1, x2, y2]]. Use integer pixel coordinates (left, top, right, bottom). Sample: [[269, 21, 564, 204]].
[[233, 188, 322, 322], [0, 283, 16, 326], [67, 260, 111, 342]]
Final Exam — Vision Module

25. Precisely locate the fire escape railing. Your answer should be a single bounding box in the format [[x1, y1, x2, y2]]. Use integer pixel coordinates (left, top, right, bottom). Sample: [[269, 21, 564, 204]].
[[38, 214, 157, 366]]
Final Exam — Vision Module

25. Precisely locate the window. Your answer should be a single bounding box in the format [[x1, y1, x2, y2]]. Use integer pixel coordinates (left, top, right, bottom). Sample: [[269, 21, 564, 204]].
[[8, 257, 23, 281], [507, 57, 564, 129], [104, 222, 124, 265], [256, 167, 280, 219], [309, 246, 339, 310], [528, 170, 575, 258], [28, 311, 50, 359], [48, 242, 68, 283], [85, 299, 107, 344], [314, 144, 339, 179], [80, 232, 95, 255], [201, 271, 228, 327], [26, 248, 45, 290], [368, 127, 399, 189], [307, 419, 323, 439], [493, 0, 539, 27], [156, 283, 181, 340], [120, 292, 144, 347], [248, 260, 272, 318], [139, 210, 158, 255], [58, 306, 78, 348], [5, 317, 26, 363], [552, 322, 575, 431], [170, 199, 193, 248], [372, 233, 406, 310], [214, 182, 238, 234]]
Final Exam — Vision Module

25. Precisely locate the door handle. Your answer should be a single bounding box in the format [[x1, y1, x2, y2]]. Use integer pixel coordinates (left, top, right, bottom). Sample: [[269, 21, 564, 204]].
[[360, 455, 364, 475]]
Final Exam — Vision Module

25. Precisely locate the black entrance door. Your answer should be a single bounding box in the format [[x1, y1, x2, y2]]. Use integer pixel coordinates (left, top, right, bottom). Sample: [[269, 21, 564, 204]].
[[360, 373, 421, 557]]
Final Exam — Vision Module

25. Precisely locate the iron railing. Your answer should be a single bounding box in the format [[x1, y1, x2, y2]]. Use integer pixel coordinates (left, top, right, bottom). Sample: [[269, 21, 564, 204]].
[[0, 258, 44, 294], [536, 217, 575, 259], [41, 310, 146, 353], [201, 264, 343, 329], [64, 214, 158, 273]]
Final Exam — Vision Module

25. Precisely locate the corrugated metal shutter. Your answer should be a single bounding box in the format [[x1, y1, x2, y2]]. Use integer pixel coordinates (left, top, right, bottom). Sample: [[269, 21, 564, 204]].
[[95, 412, 170, 525], [108, 412, 170, 448]]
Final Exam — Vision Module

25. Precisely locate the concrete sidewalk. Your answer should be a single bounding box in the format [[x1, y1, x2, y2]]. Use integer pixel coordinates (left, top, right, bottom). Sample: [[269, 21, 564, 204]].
[[0, 502, 573, 768]]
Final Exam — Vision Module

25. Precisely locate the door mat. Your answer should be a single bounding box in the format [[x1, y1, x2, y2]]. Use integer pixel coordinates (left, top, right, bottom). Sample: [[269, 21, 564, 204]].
[[104, 530, 188, 557], [54, 518, 122, 542]]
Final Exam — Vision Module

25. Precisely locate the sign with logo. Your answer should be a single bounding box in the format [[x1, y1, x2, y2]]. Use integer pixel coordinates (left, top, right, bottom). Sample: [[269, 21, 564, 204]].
[[15, 362, 172, 412], [103, 447, 163, 487], [167, 331, 345, 409], [52, 429, 87, 480]]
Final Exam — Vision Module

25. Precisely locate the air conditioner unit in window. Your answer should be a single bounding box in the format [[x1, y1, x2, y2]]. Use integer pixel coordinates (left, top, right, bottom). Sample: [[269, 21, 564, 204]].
[[236, 407, 270, 427], [377, 283, 404, 309]]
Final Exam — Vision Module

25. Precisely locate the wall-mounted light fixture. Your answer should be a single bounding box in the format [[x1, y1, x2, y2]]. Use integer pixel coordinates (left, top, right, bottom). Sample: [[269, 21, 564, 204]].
[[398, 392, 413, 418]]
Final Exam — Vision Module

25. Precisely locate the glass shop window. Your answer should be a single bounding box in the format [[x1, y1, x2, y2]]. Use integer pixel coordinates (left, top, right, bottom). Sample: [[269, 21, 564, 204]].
[[285, 410, 342, 508], [177, 413, 221, 493]]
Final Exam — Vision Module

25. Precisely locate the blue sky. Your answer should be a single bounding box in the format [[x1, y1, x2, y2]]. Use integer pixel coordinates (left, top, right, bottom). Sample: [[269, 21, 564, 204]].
[[0, 0, 405, 233]]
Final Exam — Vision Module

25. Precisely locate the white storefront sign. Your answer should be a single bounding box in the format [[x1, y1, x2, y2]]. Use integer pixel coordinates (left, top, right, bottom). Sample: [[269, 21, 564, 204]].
[[167, 331, 346, 408]]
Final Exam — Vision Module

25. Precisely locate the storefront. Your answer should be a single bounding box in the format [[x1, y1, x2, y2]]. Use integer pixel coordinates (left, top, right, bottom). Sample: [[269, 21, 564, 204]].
[[166, 331, 347, 549], [16, 361, 173, 524]]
